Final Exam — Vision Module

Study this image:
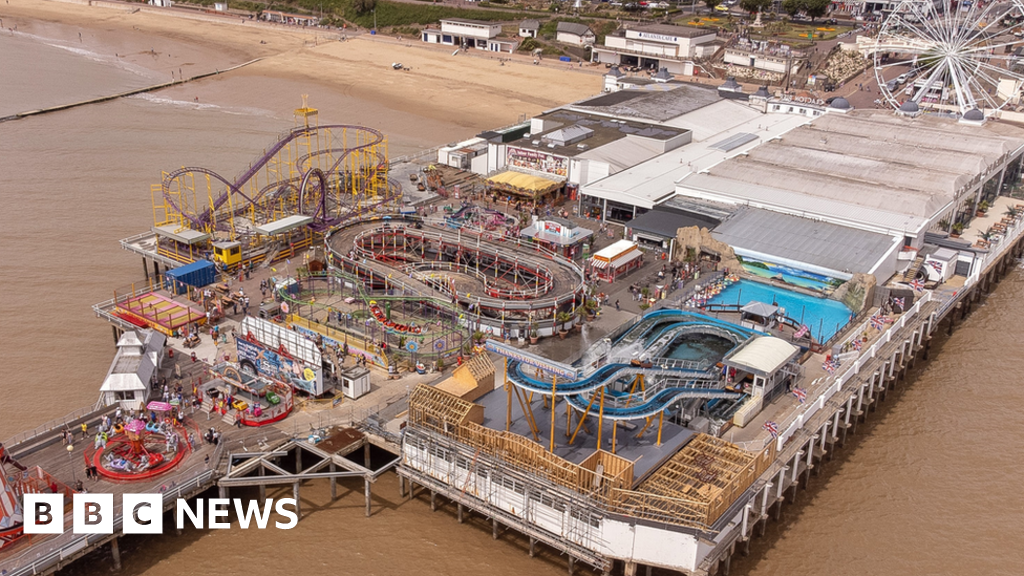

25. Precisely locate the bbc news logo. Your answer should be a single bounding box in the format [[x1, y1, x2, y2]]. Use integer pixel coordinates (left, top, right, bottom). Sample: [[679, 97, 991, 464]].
[[23, 494, 298, 534]]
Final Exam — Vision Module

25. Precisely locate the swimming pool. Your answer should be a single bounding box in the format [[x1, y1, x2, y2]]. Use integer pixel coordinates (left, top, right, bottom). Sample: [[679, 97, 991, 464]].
[[709, 280, 853, 342]]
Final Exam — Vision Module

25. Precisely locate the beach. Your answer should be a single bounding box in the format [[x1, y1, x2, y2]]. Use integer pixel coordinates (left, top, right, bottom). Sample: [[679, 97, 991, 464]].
[[0, 0, 602, 133]]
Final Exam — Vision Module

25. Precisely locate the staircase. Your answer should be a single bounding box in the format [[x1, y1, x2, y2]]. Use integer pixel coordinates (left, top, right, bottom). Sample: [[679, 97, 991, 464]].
[[902, 255, 925, 282], [222, 409, 239, 426]]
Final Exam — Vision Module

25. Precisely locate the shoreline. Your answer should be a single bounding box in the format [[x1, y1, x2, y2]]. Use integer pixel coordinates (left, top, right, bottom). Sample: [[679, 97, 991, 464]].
[[2, 0, 603, 134]]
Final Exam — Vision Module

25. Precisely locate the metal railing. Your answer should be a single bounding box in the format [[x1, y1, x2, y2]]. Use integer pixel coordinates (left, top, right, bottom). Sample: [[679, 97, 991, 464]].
[[772, 290, 934, 451], [2, 400, 108, 450], [1, 468, 216, 576]]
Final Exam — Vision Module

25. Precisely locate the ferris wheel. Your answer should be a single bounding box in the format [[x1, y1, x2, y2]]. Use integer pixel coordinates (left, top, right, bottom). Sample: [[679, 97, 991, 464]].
[[874, 0, 1024, 116]]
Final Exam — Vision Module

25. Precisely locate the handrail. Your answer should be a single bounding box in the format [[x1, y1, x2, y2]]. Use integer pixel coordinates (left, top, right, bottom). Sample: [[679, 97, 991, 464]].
[[2, 400, 109, 449]]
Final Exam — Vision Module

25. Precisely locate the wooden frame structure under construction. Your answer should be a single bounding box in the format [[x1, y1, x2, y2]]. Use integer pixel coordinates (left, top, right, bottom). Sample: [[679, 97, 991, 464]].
[[406, 382, 771, 529]]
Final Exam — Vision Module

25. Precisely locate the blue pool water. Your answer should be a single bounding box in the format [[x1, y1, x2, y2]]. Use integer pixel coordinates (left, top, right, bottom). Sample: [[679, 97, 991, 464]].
[[710, 280, 853, 342]]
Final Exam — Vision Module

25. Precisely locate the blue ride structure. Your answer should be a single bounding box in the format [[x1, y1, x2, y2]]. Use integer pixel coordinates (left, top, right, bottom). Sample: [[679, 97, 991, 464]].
[[490, 310, 763, 424]]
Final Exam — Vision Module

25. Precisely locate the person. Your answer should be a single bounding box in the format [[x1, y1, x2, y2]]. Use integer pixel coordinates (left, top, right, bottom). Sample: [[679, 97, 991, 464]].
[[615, 299, 620, 311], [80, 422, 88, 439]]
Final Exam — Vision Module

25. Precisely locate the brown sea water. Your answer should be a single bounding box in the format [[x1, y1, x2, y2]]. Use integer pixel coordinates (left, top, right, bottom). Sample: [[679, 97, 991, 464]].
[[1, 21, 1022, 576]]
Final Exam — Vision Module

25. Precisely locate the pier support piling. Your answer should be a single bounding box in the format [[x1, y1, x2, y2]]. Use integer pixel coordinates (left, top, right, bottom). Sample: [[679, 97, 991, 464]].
[[364, 478, 372, 518], [110, 537, 122, 572], [492, 517, 500, 539], [625, 561, 637, 576], [330, 463, 337, 500], [458, 503, 464, 524], [293, 482, 300, 520], [529, 536, 536, 557], [430, 490, 437, 511]]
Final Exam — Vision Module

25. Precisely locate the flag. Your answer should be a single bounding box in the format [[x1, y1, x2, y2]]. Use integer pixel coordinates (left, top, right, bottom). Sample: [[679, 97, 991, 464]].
[[891, 296, 904, 309], [792, 387, 807, 402], [852, 338, 863, 351], [927, 260, 943, 274], [763, 420, 779, 439], [910, 279, 925, 292], [870, 315, 884, 330], [822, 360, 836, 374]]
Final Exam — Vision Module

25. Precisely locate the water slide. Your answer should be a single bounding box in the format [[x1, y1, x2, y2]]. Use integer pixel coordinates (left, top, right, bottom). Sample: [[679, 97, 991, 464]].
[[506, 359, 742, 421], [497, 310, 758, 421]]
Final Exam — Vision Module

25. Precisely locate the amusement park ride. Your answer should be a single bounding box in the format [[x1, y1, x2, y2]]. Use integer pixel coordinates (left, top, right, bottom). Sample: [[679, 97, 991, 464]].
[[150, 96, 399, 270], [874, 0, 1024, 115]]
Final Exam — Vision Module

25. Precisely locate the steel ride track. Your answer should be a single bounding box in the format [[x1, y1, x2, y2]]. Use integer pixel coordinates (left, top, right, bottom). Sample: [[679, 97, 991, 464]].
[[325, 216, 585, 315], [161, 125, 394, 231]]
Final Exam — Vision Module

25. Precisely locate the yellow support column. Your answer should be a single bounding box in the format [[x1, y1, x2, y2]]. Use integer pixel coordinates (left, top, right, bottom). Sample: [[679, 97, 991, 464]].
[[656, 410, 664, 446]]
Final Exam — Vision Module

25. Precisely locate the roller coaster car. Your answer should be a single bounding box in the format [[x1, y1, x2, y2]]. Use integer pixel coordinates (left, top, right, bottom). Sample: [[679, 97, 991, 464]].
[[212, 241, 242, 267], [231, 399, 249, 412], [630, 359, 653, 368], [265, 391, 281, 405]]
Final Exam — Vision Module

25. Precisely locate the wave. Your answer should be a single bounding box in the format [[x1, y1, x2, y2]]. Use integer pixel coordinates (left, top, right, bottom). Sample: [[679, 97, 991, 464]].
[[127, 93, 276, 118], [11, 30, 162, 81]]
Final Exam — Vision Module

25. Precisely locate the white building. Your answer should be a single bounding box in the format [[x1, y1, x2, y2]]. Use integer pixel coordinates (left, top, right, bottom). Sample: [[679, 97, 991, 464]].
[[422, 18, 518, 53], [99, 330, 165, 410], [485, 109, 691, 193], [556, 22, 596, 47], [519, 19, 540, 38], [593, 24, 718, 75]]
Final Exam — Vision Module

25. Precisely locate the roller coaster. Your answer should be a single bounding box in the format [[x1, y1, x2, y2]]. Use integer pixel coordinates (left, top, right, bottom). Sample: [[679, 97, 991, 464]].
[[151, 101, 399, 266], [326, 215, 586, 326]]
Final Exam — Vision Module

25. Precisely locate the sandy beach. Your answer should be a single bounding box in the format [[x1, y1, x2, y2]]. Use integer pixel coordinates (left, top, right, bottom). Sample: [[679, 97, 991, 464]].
[[1, 0, 603, 134]]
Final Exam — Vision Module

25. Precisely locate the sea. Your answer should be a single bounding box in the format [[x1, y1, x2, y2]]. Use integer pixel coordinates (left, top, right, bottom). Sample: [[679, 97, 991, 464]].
[[0, 22, 1021, 576]]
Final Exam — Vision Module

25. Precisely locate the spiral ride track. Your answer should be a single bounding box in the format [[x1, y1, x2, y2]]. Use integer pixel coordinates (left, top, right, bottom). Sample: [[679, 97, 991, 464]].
[[153, 123, 398, 244], [325, 216, 586, 320]]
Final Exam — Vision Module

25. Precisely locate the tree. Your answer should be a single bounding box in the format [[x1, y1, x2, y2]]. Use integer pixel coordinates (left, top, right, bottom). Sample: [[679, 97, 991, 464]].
[[781, 0, 801, 17], [353, 0, 376, 14], [803, 0, 830, 21], [704, 0, 722, 10], [740, 0, 772, 15]]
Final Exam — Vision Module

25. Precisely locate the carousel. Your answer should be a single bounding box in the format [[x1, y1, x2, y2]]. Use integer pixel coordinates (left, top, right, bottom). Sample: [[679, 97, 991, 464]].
[[91, 405, 188, 481]]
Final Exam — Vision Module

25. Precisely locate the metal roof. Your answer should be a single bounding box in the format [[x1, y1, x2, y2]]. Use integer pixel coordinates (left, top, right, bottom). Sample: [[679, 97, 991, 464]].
[[741, 302, 779, 318], [520, 19, 540, 29], [557, 22, 593, 36], [712, 208, 898, 276], [630, 23, 713, 39], [677, 110, 1024, 235], [723, 336, 799, 378], [629, 207, 720, 239], [255, 215, 314, 236], [710, 132, 758, 152], [153, 225, 210, 245]]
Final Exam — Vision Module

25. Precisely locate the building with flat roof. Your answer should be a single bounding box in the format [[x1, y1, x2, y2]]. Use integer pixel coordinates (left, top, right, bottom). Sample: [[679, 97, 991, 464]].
[[485, 109, 691, 197], [261, 10, 319, 26], [422, 18, 518, 53], [593, 24, 718, 75]]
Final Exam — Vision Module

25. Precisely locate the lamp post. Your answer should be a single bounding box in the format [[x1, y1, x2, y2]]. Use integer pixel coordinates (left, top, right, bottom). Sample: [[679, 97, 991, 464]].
[[66, 443, 77, 483]]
